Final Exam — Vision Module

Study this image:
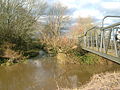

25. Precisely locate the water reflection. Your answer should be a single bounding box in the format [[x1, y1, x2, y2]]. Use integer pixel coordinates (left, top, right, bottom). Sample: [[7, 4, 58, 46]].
[[0, 57, 120, 90]]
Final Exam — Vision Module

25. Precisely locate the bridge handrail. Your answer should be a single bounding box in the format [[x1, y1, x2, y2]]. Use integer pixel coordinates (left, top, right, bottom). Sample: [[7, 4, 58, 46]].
[[79, 16, 120, 62], [80, 16, 120, 37], [102, 22, 120, 30], [101, 16, 120, 28], [78, 26, 99, 39]]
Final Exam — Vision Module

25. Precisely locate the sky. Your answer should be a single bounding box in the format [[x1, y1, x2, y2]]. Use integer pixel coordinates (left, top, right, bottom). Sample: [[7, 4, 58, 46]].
[[46, 0, 120, 24]]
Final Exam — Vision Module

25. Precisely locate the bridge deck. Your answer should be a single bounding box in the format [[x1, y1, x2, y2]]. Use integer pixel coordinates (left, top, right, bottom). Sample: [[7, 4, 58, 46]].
[[82, 47, 120, 64]]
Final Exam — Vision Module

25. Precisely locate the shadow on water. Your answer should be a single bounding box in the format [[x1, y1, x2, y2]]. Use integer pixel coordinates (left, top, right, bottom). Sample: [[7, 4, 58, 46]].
[[0, 56, 120, 90]]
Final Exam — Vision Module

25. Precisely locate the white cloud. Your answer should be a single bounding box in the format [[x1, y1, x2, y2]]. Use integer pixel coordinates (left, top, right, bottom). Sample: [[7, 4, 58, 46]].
[[56, 0, 103, 19], [89, 0, 101, 4], [58, 0, 101, 8], [101, 2, 120, 9], [46, 0, 120, 23], [72, 9, 103, 19], [104, 19, 113, 25], [57, 0, 78, 9]]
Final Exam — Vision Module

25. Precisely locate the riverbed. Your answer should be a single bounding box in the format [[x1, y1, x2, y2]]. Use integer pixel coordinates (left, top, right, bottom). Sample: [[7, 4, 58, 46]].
[[0, 56, 120, 90]]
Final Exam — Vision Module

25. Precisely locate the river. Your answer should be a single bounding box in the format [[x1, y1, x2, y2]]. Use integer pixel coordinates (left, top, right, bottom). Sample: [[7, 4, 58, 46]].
[[0, 56, 120, 90]]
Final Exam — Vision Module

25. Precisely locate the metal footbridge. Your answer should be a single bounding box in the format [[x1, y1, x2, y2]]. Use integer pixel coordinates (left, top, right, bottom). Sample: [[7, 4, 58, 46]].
[[79, 16, 120, 64]]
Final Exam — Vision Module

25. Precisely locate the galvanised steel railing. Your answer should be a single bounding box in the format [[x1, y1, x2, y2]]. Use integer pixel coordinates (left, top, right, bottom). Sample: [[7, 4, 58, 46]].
[[79, 16, 120, 63]]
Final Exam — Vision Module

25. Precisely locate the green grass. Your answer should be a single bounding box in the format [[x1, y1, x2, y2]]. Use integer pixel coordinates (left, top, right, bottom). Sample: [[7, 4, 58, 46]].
[[68, 49, 100, 64]]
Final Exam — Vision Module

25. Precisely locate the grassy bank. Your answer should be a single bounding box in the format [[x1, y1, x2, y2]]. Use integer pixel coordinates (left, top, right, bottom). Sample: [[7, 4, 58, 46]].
[[56, 46, 107, 65]]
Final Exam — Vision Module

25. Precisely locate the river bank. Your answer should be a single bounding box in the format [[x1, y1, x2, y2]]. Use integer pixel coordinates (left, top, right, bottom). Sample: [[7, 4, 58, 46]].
[[62, 72, 120, 90]]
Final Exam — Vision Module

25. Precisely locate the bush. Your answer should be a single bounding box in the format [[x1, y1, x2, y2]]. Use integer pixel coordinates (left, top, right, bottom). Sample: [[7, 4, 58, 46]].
[[40, 36, 78, 54], [0, 0, 46, 51]]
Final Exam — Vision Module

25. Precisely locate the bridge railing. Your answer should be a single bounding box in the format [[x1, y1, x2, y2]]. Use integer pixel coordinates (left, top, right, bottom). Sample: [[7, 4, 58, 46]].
[[79, 16, 120, 58]]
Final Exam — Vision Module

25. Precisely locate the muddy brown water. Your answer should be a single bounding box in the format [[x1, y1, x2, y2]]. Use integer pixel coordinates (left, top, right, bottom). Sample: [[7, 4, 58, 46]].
[[0, 56, 120, 90]]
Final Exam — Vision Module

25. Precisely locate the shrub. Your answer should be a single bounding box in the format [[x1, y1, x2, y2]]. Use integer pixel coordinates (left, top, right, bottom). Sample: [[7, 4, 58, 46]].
[[40, 36, 78, 54]]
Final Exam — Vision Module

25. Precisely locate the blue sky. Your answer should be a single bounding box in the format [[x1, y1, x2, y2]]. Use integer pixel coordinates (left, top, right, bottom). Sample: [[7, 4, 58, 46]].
[[46, 0, 120, 24]]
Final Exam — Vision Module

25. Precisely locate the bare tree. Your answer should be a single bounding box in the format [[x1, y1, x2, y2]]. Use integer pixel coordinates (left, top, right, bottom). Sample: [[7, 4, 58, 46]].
[[0, 0, 47, 50], [38, 2, 70, 53], [42, 2, 69, 38], [78, 17, 94, 32], [69, 17, 94, 37]]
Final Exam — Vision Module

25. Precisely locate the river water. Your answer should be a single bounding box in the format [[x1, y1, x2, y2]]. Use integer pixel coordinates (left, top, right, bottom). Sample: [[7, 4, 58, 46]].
[[0, 56, 120, 90]]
